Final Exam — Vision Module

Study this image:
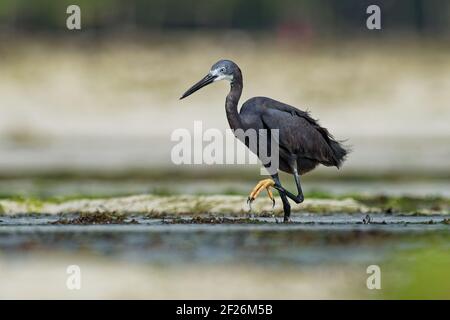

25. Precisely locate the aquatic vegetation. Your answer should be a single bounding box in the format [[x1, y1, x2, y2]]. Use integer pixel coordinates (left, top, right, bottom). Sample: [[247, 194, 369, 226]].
[[51, 212, 139, 225], [354, 195, 450, 214], [165, 216, 266, 224], [0, 194, 448, 217]]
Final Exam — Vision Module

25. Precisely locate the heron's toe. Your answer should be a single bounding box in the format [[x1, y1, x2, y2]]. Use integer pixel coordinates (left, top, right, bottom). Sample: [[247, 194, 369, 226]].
[[247, 179, 276, 209], [246, 196, 254, 211], [283, 216, 292, 223]]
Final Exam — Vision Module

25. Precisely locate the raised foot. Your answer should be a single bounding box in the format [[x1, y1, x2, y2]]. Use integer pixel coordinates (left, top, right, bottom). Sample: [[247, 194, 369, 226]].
[[247, 178, 276, 210]]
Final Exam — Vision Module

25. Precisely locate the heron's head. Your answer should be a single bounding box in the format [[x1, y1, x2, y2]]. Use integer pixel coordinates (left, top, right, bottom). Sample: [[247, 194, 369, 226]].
[[180, 59, 240, 100]]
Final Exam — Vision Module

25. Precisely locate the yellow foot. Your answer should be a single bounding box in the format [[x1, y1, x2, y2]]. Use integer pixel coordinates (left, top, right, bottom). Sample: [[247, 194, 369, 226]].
[[247, 179, 276, 209]]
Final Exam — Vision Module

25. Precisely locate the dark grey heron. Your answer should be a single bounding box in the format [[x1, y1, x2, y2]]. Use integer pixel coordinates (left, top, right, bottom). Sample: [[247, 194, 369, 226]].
[[180, 60, 348, 222]]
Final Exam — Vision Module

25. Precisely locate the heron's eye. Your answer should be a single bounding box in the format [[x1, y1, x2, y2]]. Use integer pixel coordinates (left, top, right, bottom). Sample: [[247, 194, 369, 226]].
[[220, 67, 226, 73]]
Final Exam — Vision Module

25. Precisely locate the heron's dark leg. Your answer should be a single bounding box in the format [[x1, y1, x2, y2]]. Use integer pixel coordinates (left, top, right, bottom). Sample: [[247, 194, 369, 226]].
[[272, 165, 304, 205], [271, 174, 291, 222], [279, 191, 291, 222], [291, 167, 305, 203]]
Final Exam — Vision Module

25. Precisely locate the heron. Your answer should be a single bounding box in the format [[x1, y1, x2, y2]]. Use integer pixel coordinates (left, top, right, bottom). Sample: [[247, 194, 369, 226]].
[[180, 60, 348, 222]]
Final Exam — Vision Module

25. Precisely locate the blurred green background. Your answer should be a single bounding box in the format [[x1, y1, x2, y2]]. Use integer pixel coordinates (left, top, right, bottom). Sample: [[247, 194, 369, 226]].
[[1, 0, 449, 34]]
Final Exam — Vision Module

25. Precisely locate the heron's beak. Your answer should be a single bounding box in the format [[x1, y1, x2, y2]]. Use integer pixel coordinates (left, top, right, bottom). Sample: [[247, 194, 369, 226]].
[[180, 73, 217, 100]]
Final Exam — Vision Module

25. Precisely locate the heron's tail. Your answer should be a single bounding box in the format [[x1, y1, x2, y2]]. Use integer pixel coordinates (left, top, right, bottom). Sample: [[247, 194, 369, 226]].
[[329, 139, 349, 168], [300, 111, 350, 168]]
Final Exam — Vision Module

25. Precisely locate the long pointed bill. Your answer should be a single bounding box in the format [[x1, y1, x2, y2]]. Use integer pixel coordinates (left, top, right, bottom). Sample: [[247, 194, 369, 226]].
[[180, 73, 217, 100]]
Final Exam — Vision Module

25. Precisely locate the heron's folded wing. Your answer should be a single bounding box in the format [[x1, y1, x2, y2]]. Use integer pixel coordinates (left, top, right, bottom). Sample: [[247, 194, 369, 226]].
[[260, 106, 337, 165]]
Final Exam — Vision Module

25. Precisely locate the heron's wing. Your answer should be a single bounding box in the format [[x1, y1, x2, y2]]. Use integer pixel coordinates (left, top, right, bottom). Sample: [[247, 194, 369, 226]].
[[261, 108, 335, 164], [258, 97, 334, 140], [250, 97, 340, 166]]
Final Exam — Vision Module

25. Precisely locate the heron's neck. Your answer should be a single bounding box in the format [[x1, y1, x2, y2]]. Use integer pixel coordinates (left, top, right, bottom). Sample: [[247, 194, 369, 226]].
[[225, 71, 243, 130]]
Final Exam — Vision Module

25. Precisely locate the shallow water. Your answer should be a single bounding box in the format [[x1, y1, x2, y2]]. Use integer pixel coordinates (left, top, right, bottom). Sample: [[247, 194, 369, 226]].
[[1, 213, 448, 267]]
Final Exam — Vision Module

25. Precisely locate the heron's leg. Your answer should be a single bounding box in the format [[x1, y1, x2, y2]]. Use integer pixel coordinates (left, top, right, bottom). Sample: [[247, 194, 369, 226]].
[[247, 179, 275, 209], [292, 167, 305, 203], [271, 174, 291, 222], [279, 190, 291, 222], [272, 167, 304, 204]]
